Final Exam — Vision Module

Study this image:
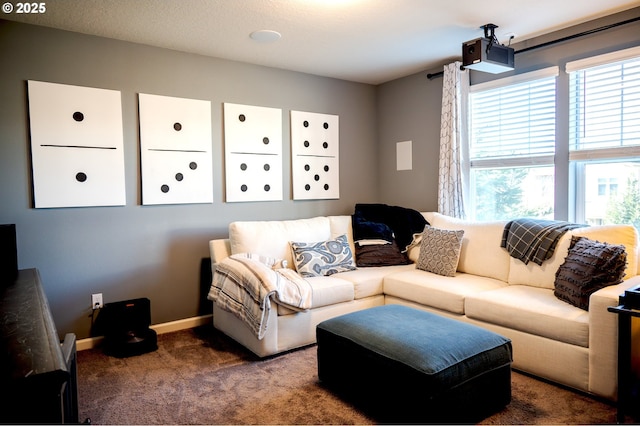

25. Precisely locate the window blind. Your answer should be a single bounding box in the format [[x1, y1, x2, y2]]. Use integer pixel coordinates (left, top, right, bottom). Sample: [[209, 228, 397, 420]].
[[469, 74, 557, 163], [569, 54, 640, 157]]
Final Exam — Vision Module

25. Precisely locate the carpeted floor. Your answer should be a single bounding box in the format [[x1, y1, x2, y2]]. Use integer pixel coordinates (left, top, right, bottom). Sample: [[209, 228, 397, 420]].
[[77, 325, 633, 425]]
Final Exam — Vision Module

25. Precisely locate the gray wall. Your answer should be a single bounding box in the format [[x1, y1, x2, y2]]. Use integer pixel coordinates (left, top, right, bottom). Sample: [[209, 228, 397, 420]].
[[376, 71, 442, 212], [1, 8, 638, 341], [0, 20, 379, 339], [376, 7, 640, 220]]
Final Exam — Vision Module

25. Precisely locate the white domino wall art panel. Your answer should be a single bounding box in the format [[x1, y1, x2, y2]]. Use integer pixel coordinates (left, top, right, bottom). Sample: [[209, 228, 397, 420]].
[[223, 103, 283, 202], [139, 94, 213, 205], [27, 80, 126, 208], [290, 111, 339, 200]]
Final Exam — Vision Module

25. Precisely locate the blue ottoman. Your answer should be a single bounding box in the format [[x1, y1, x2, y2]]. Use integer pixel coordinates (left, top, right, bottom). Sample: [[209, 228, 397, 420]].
[[316, 305, 512, 423]]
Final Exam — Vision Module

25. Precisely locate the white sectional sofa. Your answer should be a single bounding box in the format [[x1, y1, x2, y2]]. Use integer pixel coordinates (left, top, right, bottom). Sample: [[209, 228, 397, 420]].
[[209, 212, 640, 401]]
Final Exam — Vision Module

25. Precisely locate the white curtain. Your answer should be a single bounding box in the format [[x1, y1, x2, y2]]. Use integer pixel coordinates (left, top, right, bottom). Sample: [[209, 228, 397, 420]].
[[437, 61, 469, 218]]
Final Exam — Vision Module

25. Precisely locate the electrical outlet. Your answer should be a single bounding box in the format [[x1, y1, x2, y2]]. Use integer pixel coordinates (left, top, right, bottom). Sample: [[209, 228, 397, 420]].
[[92, 293, 103, 310]]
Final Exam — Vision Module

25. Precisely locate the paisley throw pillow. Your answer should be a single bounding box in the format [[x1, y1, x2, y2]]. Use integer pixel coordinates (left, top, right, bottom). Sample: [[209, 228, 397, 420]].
[[290, 234, 357, 277]]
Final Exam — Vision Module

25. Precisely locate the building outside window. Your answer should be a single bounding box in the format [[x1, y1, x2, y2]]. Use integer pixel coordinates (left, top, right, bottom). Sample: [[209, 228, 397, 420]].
[[585, 164, 637, 225]]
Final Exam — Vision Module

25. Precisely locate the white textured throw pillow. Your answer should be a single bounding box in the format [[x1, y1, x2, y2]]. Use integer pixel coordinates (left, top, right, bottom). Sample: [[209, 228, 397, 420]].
[[416, 226, 464, 277]]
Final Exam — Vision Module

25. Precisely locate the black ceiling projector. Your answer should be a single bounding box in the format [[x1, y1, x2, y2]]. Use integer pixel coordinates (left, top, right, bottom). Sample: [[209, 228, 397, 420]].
[[462, 24, 515, 74]]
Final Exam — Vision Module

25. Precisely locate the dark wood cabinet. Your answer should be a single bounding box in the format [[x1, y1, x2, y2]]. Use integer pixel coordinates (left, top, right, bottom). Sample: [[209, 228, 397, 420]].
[[608, 303, 640, 423], [0, 268, 78, 424]]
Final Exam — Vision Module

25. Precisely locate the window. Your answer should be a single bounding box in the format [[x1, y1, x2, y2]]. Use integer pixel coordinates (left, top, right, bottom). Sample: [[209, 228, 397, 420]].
[[597, 177, 619, 197], [568, 47, 640, 227], [598, 178, 607, 196], [467, 68, 558, 221]]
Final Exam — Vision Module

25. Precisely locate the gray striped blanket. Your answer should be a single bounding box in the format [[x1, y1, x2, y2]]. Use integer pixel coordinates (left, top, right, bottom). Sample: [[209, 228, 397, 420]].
[[208, 253, 313, 339], [501, 218, 586, 265]]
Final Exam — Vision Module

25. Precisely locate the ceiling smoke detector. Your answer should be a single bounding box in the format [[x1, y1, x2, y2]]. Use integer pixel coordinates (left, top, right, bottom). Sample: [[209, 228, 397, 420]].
[[250, 30, 282, 43]]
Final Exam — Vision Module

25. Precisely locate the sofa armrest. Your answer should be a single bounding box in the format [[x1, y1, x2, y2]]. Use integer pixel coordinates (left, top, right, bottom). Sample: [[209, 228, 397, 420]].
[[210, 239, 231, 264], [588, 275, 640, 399]]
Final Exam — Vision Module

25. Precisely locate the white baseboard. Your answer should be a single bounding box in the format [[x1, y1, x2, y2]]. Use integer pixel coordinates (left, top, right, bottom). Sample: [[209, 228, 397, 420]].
[[76, 314, 213, 351]]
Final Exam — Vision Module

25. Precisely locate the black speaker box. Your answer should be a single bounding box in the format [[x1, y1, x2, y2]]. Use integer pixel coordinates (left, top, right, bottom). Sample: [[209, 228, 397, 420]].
[[95, 297, 158, 358], [0, 224, 18, 284]]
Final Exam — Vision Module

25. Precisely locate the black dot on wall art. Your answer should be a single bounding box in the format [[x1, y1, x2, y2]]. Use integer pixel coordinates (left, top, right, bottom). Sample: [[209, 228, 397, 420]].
[[161, 184, 170, 193], [304, 140, 310, 148], [304, 164, 310, 171], [323, 142, 329, 149], [264, 163, 270, 171], [189, 162, 197, 170], [241, 184, 248, 192], [75, 172, 87, 183], [314, 174, 320, 181], [173, 122, 182, 131], [263, 137, 269, 145], [323, 122, 329, 129], [73, 112, 84, 122], [240, 163, 247, 171], [305, 184, 311, 191], [324, 184, 330, 191], [324, 165, 329, 172], [175, 173, 184, 182], [239, 114, 246, 122], [303, 120, 309, 128], [264, 184, 271, 192]]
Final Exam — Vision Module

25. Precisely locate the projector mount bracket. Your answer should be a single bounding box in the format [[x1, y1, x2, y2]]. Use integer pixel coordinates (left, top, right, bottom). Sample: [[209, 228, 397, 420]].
[[482, 23, 500, 52], [482, 23, 499, 41]]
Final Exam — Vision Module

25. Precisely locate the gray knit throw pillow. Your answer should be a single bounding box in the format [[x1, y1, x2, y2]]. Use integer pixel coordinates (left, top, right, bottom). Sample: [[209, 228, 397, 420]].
[[416, 226, 464, 277]]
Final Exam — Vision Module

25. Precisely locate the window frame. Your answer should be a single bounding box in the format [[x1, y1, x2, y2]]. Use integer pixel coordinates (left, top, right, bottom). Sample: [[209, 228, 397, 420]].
[[567, 46, 640, 225], [466, 67, 559, 221]]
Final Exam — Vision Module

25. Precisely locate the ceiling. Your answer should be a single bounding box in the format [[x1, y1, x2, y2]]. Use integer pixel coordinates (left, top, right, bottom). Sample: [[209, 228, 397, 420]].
[[3, 0, 640, 84]]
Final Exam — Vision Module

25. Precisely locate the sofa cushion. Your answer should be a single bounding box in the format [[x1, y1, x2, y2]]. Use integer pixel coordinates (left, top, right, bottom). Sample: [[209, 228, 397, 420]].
[[507, 232, 572, 289], [508, 223, 638, 289], [290, 234, 356, 277], [383, 269, 508, 315], [554, 236, 627, 310], [336, 264, 415, 299], [277, 275, 355, 315], [416, 226, 464, 277], [308, 276, 355, 308], [328, 215, 356, 255], [465, 285, 590, 348], [426, 213, 510, 282], [229, 216, 331, 269]]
